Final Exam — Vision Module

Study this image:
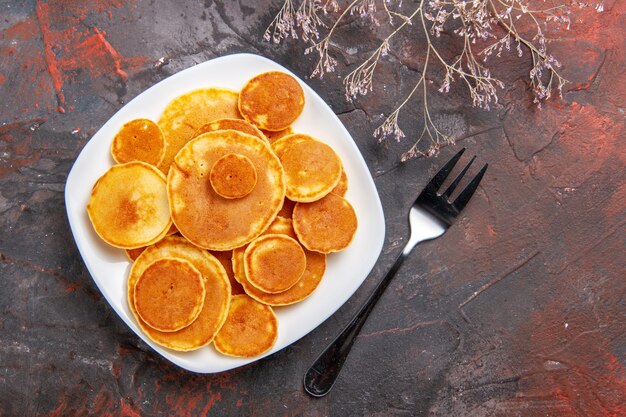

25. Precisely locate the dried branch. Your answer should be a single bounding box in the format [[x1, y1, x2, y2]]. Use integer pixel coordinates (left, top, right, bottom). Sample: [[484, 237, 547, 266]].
[[264, 0, 604, 159]]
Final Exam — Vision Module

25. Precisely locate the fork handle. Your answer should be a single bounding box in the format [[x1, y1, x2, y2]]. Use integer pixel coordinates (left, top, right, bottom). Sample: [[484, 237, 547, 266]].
[[303, 245, 412, 397]]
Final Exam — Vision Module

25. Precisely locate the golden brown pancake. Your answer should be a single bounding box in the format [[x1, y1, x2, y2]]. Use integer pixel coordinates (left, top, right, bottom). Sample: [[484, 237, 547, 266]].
[[244, 234, 306, 293], [239, 71, 305, 131], [157, 88, 241, 172], [262, 126, 293, 144], [209, 153, 258, 199], [134, 257, 205, 332], [87, 162, 172, 249], [232, 218, 326, 306], [213, 294, 278, 358], [331, 167, 348, 197], [111, 119, 165, 166], [210, 250, 245, 295], [280, 139, 342, 202], [293, 193, 358, 253], [128, 236, 231, 351], [270, 133, 312, 159], [168, 130, 285, 251], [277, 198, 296, 218], [192, 119, 268, 144]]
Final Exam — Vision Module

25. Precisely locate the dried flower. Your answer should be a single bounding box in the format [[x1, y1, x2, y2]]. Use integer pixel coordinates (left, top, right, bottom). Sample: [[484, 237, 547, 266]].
[[265, 0, 603, 159]]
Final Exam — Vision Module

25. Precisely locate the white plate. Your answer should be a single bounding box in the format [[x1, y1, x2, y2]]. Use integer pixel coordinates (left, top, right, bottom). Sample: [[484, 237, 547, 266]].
[[65, 53, 385, 373]]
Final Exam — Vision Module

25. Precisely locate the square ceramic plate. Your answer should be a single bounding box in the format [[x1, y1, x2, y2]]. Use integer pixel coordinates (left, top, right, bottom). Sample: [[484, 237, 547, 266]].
[[65, 53, 385, 373]]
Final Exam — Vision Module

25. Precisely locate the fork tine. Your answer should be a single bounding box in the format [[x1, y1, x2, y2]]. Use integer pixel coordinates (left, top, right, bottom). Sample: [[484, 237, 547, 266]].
[[442, 156, 475, 199], [424, 148, 466, 193], [453, 163, 488, 212]]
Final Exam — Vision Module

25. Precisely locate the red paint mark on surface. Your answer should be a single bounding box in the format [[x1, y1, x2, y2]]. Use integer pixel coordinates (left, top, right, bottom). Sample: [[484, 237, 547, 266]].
[[119, 397, 141, 417], [0, 74, 5, 85], [0, 0, 150, 119]]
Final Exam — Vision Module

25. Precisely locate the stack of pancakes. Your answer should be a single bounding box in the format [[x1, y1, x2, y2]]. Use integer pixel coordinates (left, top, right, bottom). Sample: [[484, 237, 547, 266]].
[[87, 71, 358, 358]]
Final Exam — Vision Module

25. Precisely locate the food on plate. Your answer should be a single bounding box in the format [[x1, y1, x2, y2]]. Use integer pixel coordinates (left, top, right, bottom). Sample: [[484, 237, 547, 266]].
[[332, 168, 348, 197], [239, 71, 304, 131], [261, 126, 293, 143], [192, 118, 268, 144], [87, 161, 171, 249], [87, 70, 359, 359], [232, 217, 326, 306], [293, 193, 358, 253], [213, 295, 278, 358], [209, 153, 258, 199], [125, 247, 146, 262], [133, 257, 206, 332], [244, 234, 306, 293], [270, 133, 311, 158], [280, 139, 342, 202], [158, 88, 240, 172], [167, 130, 285, 250], [111, 118, 165, 166], [127, 236, 231, 351], [210, 250, 245, 295]]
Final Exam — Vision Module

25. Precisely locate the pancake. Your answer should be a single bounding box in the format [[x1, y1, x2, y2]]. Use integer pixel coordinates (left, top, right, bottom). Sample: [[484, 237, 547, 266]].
[[128, 236, 231, 351], [280, 139, 342, 202], [87, 162, 171, 249], [231, 216, 293, 286], [111, 118, 165, 166], [168, 130, 285, 250], [239, 71, 305, 131], [244, 234, 306, 293], [158, 88, 241, 172], [277, 198, 296, 218], [210, 250, 245, 295], [331, 167, 348, 197], [209, 153, 258, 199], [262, 126, 293, 144], [270, 133, 312, 159], [192, 119, 268, 144], [134, 257, 205, 332], [293, 193, 357, 253], [213, 294, 278, 358], [233, 218, 326, 306]]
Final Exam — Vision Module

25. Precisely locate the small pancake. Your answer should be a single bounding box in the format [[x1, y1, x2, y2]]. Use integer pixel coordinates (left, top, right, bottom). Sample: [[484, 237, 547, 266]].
[[111, 119, 165, 166], [158, 88, 241, 172], [210, 153, 258, 199], [262, 126, 293, 144], [280, 139, 342, 202], [270, 133, 312, 159], [168, 130, 285, 250], [134, 257, 205, 332], [213, 294, 278, 358], [244, 234, 306, 293], [233, 218, 326, 306], [277, 198, 296, 218], [128, 236, 231, 351], [192, 119, 268, 144], [210, 250, 245, 295], [87, 162, 172, 249], [331, 167, 348, 197], [293, 193, 357, 253], [239, 71, 305, 131]]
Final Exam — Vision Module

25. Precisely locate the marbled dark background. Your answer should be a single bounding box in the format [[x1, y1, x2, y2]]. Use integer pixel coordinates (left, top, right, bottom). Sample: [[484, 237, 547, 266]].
[[1, 1, 624, 416]]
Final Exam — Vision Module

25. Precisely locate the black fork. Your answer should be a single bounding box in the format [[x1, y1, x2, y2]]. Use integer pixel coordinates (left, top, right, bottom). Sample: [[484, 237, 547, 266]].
[[303, 148, 488, 397]]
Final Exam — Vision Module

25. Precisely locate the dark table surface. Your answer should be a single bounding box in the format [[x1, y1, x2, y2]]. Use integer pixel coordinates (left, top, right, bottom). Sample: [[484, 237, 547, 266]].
[[1, 1, 624, 416]]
